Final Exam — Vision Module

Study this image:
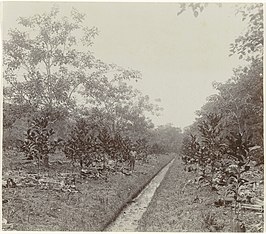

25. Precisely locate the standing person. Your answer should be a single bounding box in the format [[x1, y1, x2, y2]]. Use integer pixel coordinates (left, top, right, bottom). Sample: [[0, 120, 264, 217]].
[[129, 149, 137, 171]]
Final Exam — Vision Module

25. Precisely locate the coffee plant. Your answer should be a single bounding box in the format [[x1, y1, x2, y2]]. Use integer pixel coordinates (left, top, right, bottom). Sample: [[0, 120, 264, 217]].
[[135, 138, 149, 162], [112, 133, 132, 162], [197, 114, 225, 188], [97, 127, 118, 160], [62, 118, 144, 176], [181, 110, 263, 231], [20, 116, 63, 173], [63, 118, 102, 169], [223, 132, 254, 218], [181, 134, 200, 168]]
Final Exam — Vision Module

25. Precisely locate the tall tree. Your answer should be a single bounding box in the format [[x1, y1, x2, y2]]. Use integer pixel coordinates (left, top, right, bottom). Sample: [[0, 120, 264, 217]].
[[229, 3, 263, 61], [79, 79, 159, 139], [183, 3, 263, 164], [3, 7, 141, 121]]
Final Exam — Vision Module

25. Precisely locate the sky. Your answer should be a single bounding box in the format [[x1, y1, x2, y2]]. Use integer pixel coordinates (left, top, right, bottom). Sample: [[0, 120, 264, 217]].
[[2, 2, 249, 129]]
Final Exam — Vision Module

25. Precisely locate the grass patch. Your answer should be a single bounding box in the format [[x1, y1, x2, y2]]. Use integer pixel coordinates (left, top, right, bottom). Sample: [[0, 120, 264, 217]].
[[2, 150, 174, 231], [137, 156, 263, 232]]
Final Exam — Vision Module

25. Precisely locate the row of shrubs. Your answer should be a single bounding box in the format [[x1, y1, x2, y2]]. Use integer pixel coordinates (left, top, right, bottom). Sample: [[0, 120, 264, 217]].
[[181, 113, 263, 231], [17, 115, 167, 176]]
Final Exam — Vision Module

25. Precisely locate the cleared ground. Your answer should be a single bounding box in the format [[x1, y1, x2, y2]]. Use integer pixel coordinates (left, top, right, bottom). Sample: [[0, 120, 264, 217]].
[[2, 150, 174, 231]]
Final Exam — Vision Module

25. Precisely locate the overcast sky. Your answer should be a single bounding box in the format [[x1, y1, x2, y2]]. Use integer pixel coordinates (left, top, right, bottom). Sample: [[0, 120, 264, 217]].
[[2, 2, 248, 129]]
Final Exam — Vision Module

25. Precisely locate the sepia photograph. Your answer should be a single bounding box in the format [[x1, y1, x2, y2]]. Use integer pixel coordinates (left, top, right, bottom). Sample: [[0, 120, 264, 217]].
[[1, 1, 264, 232]]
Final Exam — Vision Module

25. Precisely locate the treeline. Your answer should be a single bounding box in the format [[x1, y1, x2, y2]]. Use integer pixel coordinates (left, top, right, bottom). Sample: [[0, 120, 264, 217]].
[[3, 7, 183, 175], [180, 3, 263, 229], [183, 56, 263, 165]]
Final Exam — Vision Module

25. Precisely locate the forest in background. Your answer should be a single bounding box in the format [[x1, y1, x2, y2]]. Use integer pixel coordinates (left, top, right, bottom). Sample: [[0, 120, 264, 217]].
[[2, 6, 182, 230], [3, 6, 183, 173], [1, 3, 264, 232]]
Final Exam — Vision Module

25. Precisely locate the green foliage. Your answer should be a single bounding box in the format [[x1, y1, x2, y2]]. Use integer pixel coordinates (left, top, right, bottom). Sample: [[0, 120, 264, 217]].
[[182, 114, 226, 186], [3, 103, 34, 129], [20, 116, 63, 169], [197, 114, 225, 185], [80, 81, 158, 137], [177, 3, 210, 17], [63, 118, 100, 168], [3, 6, 95, 110], [180, 4, 263, 229], [181, 110, 260, 186], [62, 116, 157, 175], [181, 134, 200, 165], [3, 7, 144, 124], [149, 143, 166, 155], [221, 132, 257, 221], [112, 133, 133, 161], [3, 7, 163, 172], [182, 116, 261, 222], [198, 58, 263, 164], [230, 4, 263, 61], [150, 124, 183, 153]]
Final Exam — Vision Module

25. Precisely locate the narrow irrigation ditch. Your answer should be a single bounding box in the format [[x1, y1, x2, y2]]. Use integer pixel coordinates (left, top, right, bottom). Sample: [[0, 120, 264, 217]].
[[104, 158, 175, 231]]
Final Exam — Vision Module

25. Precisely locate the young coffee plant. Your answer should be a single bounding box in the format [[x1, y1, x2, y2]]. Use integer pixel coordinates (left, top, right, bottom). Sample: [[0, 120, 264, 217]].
[[97, 127, 117, 160], [63, 118, 101, 169], [20, 116, 62, 174], [181, 114, 229, 189], [135, 138, 149, 162], [223, 132, 254, 219], [63, 119, 133, 176], [181, 134, 213, 186], [197, 113, 225, 188], [113, 133, 132, 162], [181, 134, 200, 171]]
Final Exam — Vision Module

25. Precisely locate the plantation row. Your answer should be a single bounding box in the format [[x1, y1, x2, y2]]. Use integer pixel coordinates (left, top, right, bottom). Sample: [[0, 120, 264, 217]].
[[179, 3, 263, 231], [3, 7, 183, 177], [2, 3, 263, 231], [182, 113, 262, 191], [181, 115, 263, 231], [19, 115, 168, 178]]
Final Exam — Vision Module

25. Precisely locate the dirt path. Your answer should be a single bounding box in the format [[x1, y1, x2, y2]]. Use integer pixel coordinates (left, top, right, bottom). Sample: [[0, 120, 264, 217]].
[[105, 158, 175, 232]]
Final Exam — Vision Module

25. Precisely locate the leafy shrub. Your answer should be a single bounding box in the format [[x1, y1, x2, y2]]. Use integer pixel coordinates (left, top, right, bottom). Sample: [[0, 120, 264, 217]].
[[223, 132, 255, 217], [181, 134, 200, 165], [135, 138, 149, 161], [149, 143, 166, 155], [63, 118, 155, 176], [181, 112, 263, 230], [63, 118, 101, 168], [63, 118, 134, 176], [3, 117, 29, 150], [20, 116, 62, 171]]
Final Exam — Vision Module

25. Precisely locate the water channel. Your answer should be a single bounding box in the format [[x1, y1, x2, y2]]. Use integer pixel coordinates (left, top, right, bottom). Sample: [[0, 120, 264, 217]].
[[105, 158, 174, 231]]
